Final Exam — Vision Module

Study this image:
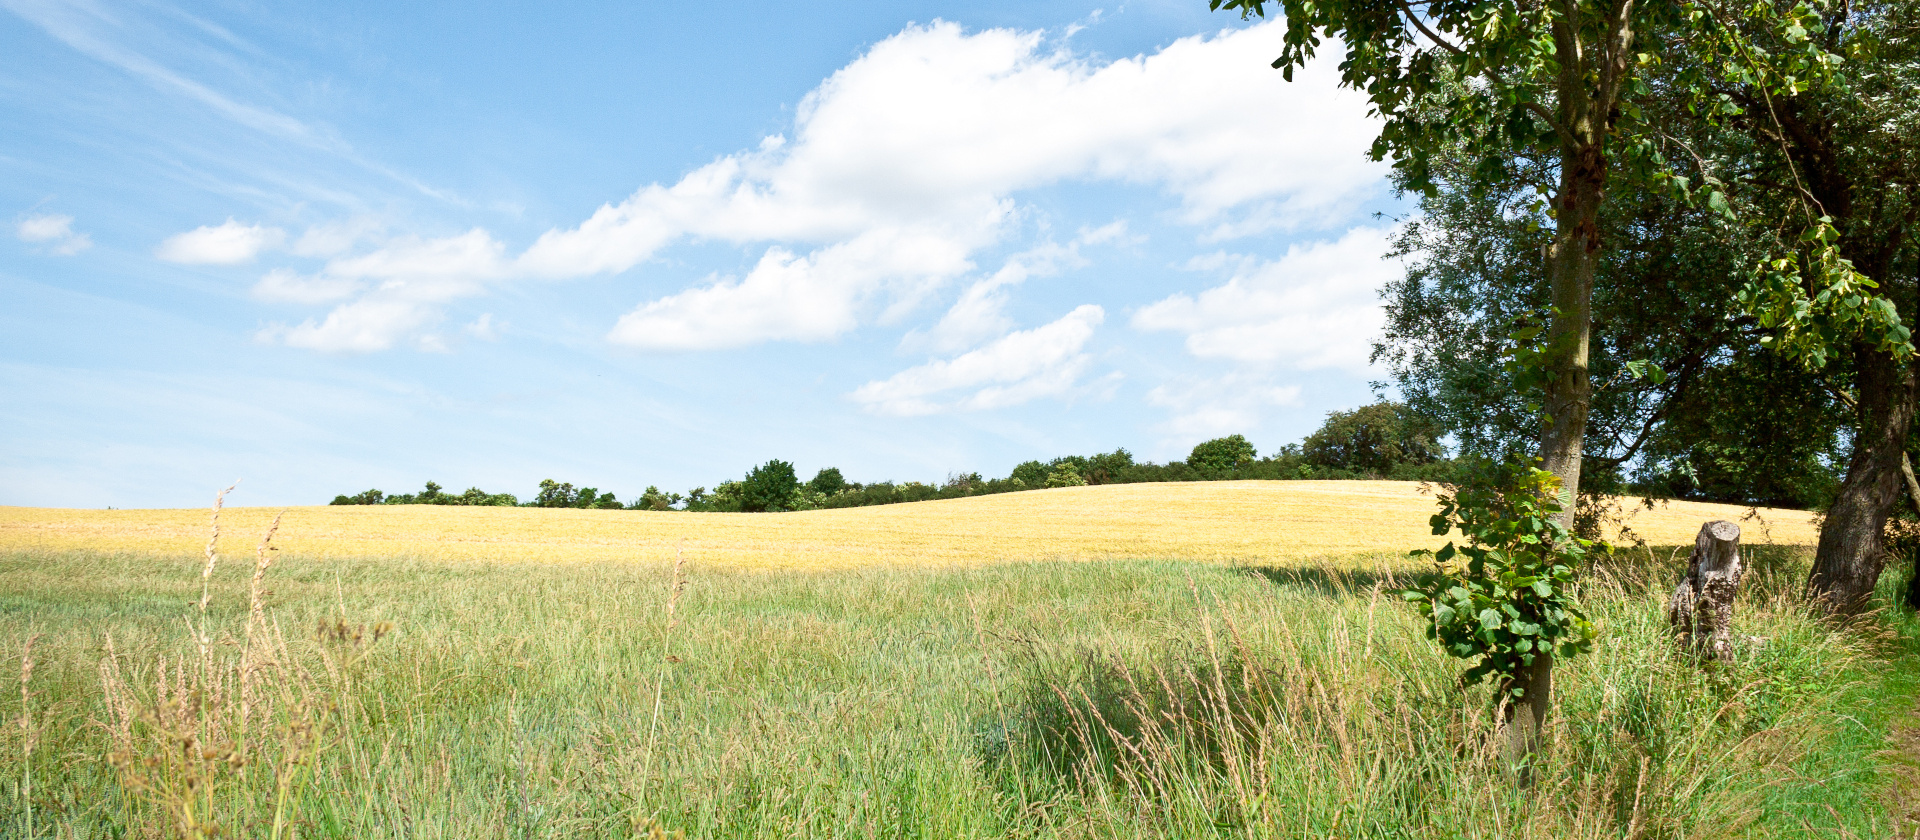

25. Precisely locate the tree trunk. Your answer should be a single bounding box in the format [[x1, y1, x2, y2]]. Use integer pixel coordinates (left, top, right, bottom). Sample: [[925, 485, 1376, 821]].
[[1903, 453, 1920, 611], [1504, 649, 1552, 773], [1808, 346, 1918, 614], [1669, 520, 1743, 659]]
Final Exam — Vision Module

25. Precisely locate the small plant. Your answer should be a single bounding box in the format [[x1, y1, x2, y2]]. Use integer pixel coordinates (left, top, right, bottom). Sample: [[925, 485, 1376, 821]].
[[1401, 460, 1600, 768]]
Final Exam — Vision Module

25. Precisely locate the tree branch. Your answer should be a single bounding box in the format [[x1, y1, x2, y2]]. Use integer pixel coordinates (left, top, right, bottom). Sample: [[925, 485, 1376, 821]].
[[1395, 0, 1467, 55]]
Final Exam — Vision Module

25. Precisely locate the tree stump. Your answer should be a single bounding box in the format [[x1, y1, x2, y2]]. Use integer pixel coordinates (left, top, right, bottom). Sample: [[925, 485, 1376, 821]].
[[1668, 520, 1743, 660]]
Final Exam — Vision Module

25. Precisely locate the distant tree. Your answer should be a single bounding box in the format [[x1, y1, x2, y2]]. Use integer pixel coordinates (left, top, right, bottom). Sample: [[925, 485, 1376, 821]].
[[808, 467, 847, 497], [1009, 460, 1050, 488], [1188, 435, 1256, 471], [1085, 449, 1136, 485], [740, 460, 801, 512], [1302, 402, 1444, 474], [633, 485, 680, 511], [330, 489, 386, 506], [1045, 464, 1088, 488], [532, 480, 577, 508]]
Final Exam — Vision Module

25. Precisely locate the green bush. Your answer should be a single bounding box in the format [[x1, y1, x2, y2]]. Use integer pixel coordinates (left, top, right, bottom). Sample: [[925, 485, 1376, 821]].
[[1187, 435, 1257, 471], [740, 460, 801, 513], [1302, 401, 1444, 473]]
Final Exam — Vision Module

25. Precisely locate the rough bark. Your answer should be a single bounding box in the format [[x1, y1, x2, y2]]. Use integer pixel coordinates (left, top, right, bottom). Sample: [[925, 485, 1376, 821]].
[[1669, 520, 1744, 660], [1510, 0, 1636, 774], [1901, 452, 1920, 611], [1808, 346, 1918, 614]]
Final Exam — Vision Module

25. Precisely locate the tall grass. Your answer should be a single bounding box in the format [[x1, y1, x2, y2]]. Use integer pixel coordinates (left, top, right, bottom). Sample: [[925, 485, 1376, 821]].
[[0, 540, 1913, 838]]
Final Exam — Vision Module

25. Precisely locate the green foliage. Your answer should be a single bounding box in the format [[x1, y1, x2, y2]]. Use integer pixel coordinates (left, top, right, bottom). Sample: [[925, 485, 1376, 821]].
[[1044, 465, 1088, 488], [1402, 463, 1600, 696], [808, 467, 847, 497], [740, 460, 801, 513], [331, 483, 518, 507], [1009, 461, 1050, 488], [1302, 402, 1444, 473], [532, 479, 619, 509], [330, 489, 386, 506], [1187, 435, 1256, 471], [631, 485, 681, 511], [1740, 218, 1916, 367], [1083, 449, 1135, 485]]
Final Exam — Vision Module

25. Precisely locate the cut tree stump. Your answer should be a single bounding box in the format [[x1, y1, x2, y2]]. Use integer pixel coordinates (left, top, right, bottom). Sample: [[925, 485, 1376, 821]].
[[1668, 520, 1743, 661]]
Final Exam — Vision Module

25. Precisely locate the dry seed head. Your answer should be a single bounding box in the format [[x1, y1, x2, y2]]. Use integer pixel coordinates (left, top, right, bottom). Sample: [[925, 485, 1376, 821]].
[[198, 481, 239, 614]]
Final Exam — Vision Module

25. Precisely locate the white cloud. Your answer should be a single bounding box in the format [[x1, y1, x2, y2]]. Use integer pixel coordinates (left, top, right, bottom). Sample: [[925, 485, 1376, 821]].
[[464, 314, 499, 341], [607, 227, 975, 350], [1132, 226, 1401, 373], [157, 219, 287, 264], [851, 305, 1107, 416], [16, 213, 91, 255], [261, 297, 438, 353], [252, 18, 1382, 354], [1146, 372, 1303, 443], [251, 268, 361, 304], [904, 222, 1129, 355]]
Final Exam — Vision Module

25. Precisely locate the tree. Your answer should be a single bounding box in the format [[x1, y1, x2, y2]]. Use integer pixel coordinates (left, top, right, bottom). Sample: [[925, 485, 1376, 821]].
[[1726, 0, 1920, 613], [1212, 0, 1777, 768], [1045, 464, 1088, 488], [1375, 133, 1849, 513], [1187, 435, 1257, 471], [808, 467, 848, 497], [740, 460, 801, 513], [1302, 401, 1444, 473], [1009, 460, 1051, 488]]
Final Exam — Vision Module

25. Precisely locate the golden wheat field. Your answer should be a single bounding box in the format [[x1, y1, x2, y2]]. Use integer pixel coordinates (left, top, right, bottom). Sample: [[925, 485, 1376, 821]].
[[0, 480, 1819, 570]]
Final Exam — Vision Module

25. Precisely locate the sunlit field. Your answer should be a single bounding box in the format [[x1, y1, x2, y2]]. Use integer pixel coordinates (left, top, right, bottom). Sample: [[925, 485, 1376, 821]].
[[0, 480, 1820, 569], [2, 482, 1910, 839]]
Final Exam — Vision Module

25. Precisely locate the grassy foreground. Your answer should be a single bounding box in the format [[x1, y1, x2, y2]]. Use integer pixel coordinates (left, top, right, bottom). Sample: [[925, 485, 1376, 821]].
[[2, 538, 1915, 838]]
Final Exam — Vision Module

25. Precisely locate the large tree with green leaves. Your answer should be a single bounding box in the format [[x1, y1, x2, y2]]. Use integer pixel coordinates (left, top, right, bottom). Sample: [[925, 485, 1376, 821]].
[[1725, 0, 1920, 613], [1211, 0, 1842, 764]]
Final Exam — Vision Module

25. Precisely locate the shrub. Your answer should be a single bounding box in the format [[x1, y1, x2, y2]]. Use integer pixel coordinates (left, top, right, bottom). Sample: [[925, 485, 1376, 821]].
[[1045, 465, 1088, 488], [1188, 435, 1257, 471]]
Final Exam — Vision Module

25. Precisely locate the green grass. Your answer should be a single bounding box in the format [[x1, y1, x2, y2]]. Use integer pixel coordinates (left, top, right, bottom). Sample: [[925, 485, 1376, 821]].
[[1, 545, 1914, 839]]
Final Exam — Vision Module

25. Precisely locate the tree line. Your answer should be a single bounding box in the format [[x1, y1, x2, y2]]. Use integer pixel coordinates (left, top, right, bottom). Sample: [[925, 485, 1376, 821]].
[[329, 400, 1461, 512]]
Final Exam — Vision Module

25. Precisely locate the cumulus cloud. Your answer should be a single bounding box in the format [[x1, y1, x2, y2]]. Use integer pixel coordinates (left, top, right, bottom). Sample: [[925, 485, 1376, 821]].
[[851, 305, 1107, 416], [1146, 372, 1304, 443], [16, 214, 91, 255], [252, 18, 1382, 354], [1131, 226, 1402, 373], [155, 219, 286, 264], [607, 227, 978, 351]]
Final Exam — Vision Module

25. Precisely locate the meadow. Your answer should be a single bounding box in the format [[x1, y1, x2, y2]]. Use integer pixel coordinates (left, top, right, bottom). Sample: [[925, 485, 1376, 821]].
[[1, 482, 1913, 839]]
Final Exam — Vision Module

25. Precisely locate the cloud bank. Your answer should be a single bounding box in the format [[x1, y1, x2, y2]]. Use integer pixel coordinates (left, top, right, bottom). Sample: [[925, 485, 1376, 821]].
[[206, 18, 1381, 354]]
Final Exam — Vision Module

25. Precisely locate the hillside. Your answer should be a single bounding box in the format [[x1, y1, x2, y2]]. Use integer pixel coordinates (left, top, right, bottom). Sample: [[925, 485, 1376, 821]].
[[0, 480, 1819, 569]]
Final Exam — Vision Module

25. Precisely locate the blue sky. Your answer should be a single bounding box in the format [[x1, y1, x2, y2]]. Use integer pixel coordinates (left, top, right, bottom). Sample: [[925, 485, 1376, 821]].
[[1, 0, 1408, 508]]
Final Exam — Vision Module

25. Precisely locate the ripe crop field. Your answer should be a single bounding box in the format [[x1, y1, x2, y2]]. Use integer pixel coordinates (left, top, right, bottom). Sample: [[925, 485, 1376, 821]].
[[0, 480, 1819, 569]]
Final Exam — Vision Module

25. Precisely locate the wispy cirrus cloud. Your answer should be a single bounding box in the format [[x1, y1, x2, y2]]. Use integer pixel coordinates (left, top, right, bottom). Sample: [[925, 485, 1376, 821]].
[[15, 213, 91, 255]]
